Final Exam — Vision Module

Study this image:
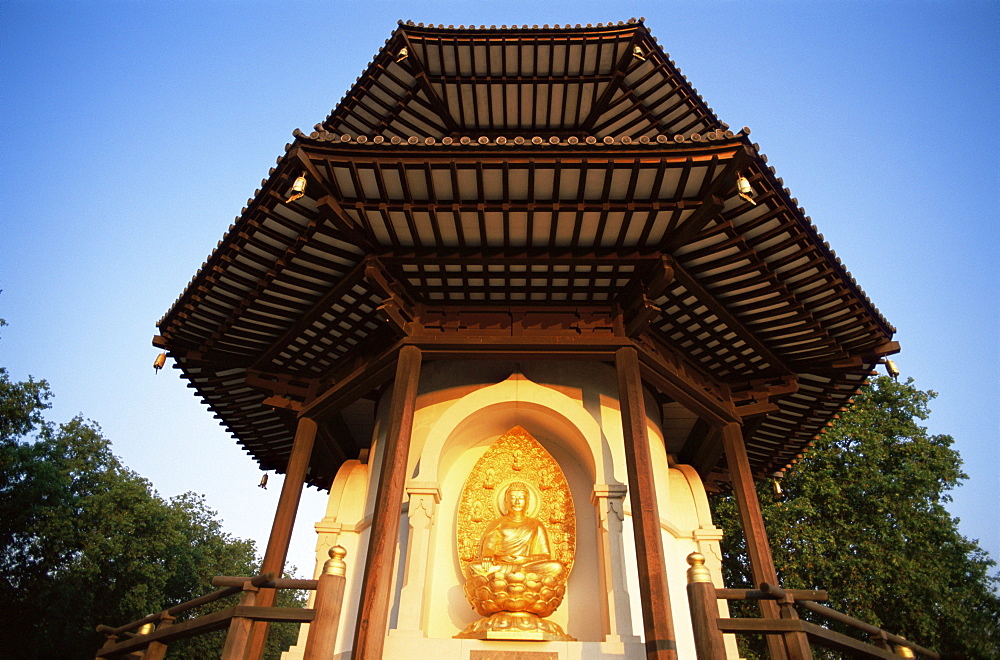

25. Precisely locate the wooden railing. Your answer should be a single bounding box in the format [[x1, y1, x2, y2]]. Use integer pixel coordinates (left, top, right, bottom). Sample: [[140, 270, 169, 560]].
[[685, 552, 939, 660], [95, 546, 347, 660]]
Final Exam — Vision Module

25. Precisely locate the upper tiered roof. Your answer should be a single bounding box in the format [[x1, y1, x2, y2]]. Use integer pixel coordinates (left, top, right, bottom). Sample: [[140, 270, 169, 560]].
[[322, 20, 722, 140], [156, 20, 897, 489]]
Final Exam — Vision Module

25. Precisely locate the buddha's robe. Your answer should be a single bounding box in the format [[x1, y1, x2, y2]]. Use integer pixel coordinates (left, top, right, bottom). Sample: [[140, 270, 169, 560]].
[[468, 515, 564, 578]]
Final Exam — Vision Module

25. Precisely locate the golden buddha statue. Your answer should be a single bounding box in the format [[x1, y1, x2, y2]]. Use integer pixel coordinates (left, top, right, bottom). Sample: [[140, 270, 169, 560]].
[[466, 482, 565, 580], [455, 427, 575, 641]]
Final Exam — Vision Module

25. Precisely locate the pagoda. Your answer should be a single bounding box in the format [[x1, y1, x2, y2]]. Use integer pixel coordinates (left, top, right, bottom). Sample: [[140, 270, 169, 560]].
[[152, 19, 899, 660]]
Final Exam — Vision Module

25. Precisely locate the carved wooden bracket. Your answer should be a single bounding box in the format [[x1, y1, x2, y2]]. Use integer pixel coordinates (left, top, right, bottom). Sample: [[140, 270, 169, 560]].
[[364, 256, 421, 336]]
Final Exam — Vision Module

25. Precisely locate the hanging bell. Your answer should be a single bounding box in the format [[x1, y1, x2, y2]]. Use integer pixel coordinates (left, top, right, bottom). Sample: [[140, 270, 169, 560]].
[[286, 173, 307, 204], [737, 175, 756, 205], [258, 474, 269, 489], [153, 352, 167, 374], [884, 358, 900, 380]]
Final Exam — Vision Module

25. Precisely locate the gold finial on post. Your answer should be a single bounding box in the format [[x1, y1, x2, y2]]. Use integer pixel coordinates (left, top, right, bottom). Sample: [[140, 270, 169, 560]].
[[685, 552, 726, 657], [305, 545, 349, 659], [322, 545, 347, 577], [137, 622, 155, 635], [894, 643, 916, 658], [686, 552, 713, 584]]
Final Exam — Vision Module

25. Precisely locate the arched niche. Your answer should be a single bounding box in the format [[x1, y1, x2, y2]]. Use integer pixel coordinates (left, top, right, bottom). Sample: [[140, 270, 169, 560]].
[[413, 371, 607, 486], [410, 372, 606, 641]]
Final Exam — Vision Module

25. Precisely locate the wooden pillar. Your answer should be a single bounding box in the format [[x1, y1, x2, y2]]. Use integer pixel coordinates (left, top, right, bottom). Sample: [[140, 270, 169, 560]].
[[719, 421, 792, 660], [615, 347, 678, 659], [351, 345, 422, 660], [244, 415, 318, 660]]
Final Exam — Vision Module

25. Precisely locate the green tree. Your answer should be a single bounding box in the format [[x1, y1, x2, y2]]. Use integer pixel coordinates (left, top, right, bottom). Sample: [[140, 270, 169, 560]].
[[0, 343, 305, 659], [712, 376, 1000, 659]]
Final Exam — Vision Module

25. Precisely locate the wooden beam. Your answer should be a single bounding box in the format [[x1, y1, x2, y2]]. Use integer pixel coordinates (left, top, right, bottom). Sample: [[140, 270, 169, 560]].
[[314, 420, 349, 476], [377, 247, 664, 267], [680, 420, 725, 480], [397, 33, 461, 134], [663, 194, 725, 251], [298, 343, 403, 420], [672, 262, 795, 378], [720, 422, 790, 660], [636, 341, 739, 427], [616, 347, 678, 659], [717, 619, 900, 659], [245, 370, 317, 401], [244, 416, 318, 660], [407, 333, 632, 359], [734, 400, 780, 417], [314, 195, 373, 250], [352, 345, 422, 660], [322, 411, 360, 464], [305, 143, 742, 171], [364, 256, 420, 335], [620, 256, 675, 336], [579, 30, 646, 132], [251, 260, 369, 370], [262, 395, 303, 413], [97, 607, 316, 657], [663, 147, 752, 251], [291, 147, 336, 200]]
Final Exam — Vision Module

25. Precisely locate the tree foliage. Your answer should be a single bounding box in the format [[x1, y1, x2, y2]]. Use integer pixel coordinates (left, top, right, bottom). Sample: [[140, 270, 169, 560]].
[[0, 342, 305, 659], [712, 376, 1000, 659]]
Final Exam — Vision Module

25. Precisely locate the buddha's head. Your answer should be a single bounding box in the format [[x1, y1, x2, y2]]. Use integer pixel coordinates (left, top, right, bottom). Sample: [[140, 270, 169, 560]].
[[504, 482, 530, 515]]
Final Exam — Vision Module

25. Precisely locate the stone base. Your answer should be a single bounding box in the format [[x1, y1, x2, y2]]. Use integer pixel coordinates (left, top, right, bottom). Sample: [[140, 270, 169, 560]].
[[455, 611, 575, 641]]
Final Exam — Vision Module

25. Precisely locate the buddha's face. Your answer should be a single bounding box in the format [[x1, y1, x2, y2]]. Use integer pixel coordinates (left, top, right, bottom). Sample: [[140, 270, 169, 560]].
[[506, 488, 528, 513]]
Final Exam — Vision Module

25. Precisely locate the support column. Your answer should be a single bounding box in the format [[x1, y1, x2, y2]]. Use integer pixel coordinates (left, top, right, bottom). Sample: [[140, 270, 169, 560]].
[[351, 345, 422, 660], [615, 346, 678, 659], [720, 422, 798, 660], [390, 482, 441, 637], [244, 415, 318, 660], [592, 484, 640, 644]]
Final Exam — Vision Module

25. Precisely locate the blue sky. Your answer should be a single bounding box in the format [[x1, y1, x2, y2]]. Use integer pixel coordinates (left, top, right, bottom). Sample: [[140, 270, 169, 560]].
[[2, 1, 997, 576]]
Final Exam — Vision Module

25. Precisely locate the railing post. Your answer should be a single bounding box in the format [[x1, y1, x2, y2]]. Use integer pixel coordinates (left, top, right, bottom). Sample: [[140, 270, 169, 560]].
[[759, 583, 813, 660], [686, 553, 727, 660], [775, 591, 813, 660], [98, 633, 119, 658], [221, 579, 261, 660], [304, 546, 348, 660], [141, 614, 173, 660], [869, 629, 892, 650]]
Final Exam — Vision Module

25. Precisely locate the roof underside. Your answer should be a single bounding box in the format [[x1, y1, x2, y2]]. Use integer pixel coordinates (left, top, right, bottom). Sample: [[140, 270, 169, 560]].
[[157, 20, 894, 489], [323, 21, 721, 140]]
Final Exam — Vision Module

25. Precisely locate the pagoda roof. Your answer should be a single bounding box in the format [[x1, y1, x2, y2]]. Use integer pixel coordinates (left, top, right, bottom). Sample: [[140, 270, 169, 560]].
[[323, 19, 722, 141], [156, 21, 897, 490]]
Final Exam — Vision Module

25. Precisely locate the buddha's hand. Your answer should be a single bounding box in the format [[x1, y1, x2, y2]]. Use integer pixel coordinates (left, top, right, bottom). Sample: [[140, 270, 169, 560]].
[[477, 560, 504, 575]]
